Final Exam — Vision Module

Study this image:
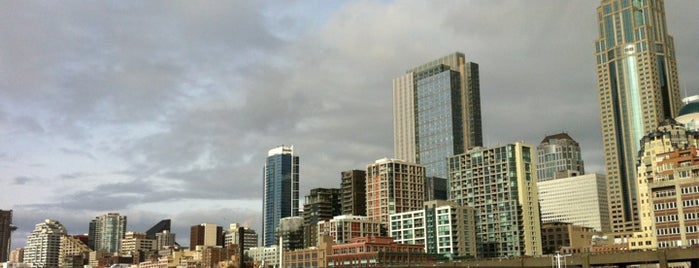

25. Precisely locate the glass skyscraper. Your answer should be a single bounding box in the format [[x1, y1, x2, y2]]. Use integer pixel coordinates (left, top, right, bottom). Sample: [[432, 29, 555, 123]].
[[393, 52, 482, 179], [595, 0, 682, 232], [88, 213, 127, 253], [262, 145, 299, 247]]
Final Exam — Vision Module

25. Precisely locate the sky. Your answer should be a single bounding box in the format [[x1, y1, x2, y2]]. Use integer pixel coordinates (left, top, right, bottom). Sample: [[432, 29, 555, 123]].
[[1, 1, 698, 249]]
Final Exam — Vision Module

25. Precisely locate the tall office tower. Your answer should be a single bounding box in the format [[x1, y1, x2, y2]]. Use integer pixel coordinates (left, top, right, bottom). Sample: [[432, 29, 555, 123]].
[[595, 0, 683, 233], [629, 119, 699, 250], [276, 217, 304, 251], [340, 170, 366, 216], [538, 173, 611, 232], [145, 219, 171, 240], [390, 200, 476, 257], [88, 213, 127, 253], [190, 223, 223, 249], [24, 219, 67, 268], [448, 143, 542, 258], [366, 158, 425, 224], [0, 209, 14, 262], [263, 145, 300, 247], [393, 52, 482, 178], [536, 133, 585, 181], [302, 188, 341, 248], [424, 176, 447, 201]]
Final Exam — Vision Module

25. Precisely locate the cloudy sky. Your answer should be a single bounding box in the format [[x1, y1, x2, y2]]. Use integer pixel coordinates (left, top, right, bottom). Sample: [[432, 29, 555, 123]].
[[1, 1, 698, 248]]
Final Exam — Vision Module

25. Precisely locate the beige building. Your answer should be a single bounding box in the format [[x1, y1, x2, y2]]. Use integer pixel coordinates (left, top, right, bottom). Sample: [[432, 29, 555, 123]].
[[393, 52, 482, 179], [630, 120, 699, 250], [283, 236, 334, 268], [59, 236, 91, 268], [366, 158, 425, 224], [317, 215, 383, 245], [594, 0, 683, 233], [448, 142, 542, 257], [541, 222, 602, 255], [538, 173, 611, 232]]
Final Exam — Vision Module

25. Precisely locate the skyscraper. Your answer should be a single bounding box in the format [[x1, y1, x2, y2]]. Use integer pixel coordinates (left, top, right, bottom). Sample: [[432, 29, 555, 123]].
[[448, 143, 542, 258], [536, 133, 585, 181], [88, 213, 127, 253], [393, 52, 482, 178], [0, 209, 15, 263], [24, 219, 67, 268], [262, 145, 299, 247], [302, 188, 341, 248], [595, 0, 683, 232]]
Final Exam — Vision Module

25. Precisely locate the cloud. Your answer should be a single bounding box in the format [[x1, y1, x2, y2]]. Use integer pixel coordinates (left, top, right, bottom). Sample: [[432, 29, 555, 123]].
[[13, 176, 32, 185]]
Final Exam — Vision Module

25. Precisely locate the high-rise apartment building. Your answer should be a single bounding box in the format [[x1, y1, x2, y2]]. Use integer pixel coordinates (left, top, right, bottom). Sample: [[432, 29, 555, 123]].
[[303, 188, 341, 248], [88, 213, 127, 253], [24, 219, 67, 268], [536, 133, 585, 181], [263, 145, 300, 247], [340, 170, 366, 216], [190, 223, 223, 249], [366, 158, 425, 224], [630, 119, 699, 250], [448, 143, 542, 257], [424, 176, 448, 201], [0, 209, 14, 262], [120, 232, 154, 263], [393, 52, 482, 178], [59, 235, 91, 268], [317, 215, 384, 245], [390, 200, 476, 257], [595, 0, 683, 233], [538, 173, 611, 232], [277, 216, 304, 251]]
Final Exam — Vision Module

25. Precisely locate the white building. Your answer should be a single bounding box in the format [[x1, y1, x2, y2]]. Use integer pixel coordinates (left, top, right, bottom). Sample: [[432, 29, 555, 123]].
[[244, 246, 278, 268], [24, 219, 66, 268], [538, 173, 610, 232], [390, 200, 476, 257]]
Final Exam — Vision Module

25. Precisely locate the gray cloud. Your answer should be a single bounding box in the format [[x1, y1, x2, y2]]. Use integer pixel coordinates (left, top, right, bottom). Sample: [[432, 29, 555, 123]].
[[13, 176, 32, 185]]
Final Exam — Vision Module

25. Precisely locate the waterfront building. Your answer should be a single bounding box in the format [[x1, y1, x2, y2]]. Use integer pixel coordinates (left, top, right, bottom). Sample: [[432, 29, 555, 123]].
[[538, 173, 611, 232], [326, 237, 430, 267], [262, 145, 300, 247], [390, 200, 476, 257], [595, 0, 683, 233], [536, 133, 585, 181], [283, 236, 334, 268], [366, 158, 425, 224], [448, 143, 542, 257], [393, 52, 482, 178]]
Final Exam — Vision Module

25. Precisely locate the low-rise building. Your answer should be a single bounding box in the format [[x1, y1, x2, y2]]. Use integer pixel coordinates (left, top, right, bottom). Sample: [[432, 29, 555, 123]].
[[317, 215, 383, 245], [284, 236, 334, 268], [327, 237, 432, 267]]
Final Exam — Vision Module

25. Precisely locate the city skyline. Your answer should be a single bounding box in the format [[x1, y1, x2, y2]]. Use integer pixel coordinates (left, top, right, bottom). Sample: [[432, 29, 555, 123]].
[[1, 1, 698, 249]]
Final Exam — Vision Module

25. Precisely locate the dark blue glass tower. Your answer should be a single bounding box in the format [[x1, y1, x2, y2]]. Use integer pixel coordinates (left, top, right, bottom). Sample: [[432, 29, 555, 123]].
[[262, 145, 299, 247]]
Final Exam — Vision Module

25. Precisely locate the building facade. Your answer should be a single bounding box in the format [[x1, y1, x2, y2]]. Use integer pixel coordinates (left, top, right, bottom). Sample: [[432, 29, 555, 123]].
[[538, 173, 611, 232], [424, 176, 447, 201], [393, 52, 482, 178], [631, 120, 699, 250], [263, 145, 300, 247], [540, 222, 601, 255], [448, 143, 542, 257], [59, 235, 91, 268], [190, 223, 223, 249], [595, 0, 683, 233], [389, 200, 476, 257], [327, 237, 430, 267], [303, 188, 341, 248], [24, 219, 67, 268], [366, 158, 425, 224], [536, 133, 585, 181], [0, 209, 14, 263], [277, 216, 304, 251], [224, 223, 258, 251], [317, 215, 384, 245], [340, 170, 367, 216], [88, 213, 127, 253], [283, 236, 334, 268]]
